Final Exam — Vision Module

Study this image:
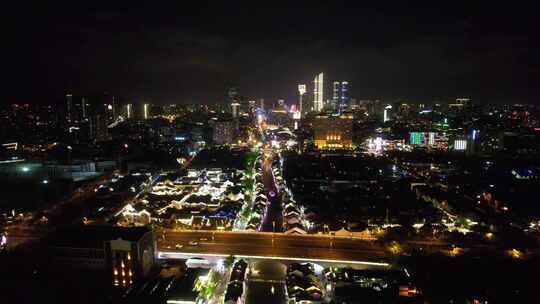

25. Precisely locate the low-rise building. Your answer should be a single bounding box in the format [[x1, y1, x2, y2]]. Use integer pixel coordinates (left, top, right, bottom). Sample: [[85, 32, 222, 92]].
[[47, 225, 155, 287]]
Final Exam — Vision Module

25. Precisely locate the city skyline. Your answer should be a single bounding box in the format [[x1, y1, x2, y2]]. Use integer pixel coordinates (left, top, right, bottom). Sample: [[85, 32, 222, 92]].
[[3, 3, 540, 304]]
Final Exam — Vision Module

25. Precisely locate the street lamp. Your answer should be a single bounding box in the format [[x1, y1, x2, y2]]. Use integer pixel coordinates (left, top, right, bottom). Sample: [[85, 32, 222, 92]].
[[272, 221, 276, 248]]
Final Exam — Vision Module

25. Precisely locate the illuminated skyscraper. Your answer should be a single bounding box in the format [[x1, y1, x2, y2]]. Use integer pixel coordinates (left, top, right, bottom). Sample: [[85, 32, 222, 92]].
[[298, 84, 306, 117], [228, 87, 240, 116], [125, 103, 133, 119], [143, 103, 149, 119], [111, 96, 117, 120], [66, 93, 73, 123], [383, 105, 393, 122], [81, 97, 88, 119], [313, 73, 324, 112], [332, 81, 339, 110], [339, 81, 348, 111], [231, 102, 240, 118], [332, 81, 349, 112]]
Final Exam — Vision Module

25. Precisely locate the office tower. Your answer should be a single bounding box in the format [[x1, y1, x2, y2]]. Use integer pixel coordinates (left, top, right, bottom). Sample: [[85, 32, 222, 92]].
[[125, 103, 133, 119], [332, 81, 340, 110], [213, 119, 236, 145], [339, 81, 348, 112], [332, 81, 349, 112], [227, 87, 238, 101], [81, 97, 88, 119], [227, 87, 240, 116], [383, 105, 393, 122], [66, 93, 73, 123], [143, 103, 149, 120], [313, 112, 354, 149], [95, 113, 109, 141], [453, 138, 467, 151], [449, 97, 472, 113], [260, 98, 265, 111], [298, 84, 306, 117], [111, 96, 117, 120], [231, 102, 240, 118], [248, 100, 256, 113], [313, 72, 324, 112]]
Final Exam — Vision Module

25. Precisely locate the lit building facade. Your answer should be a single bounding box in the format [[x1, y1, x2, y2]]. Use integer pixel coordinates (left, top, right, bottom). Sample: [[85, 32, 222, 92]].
[[448, 98, 472, 114], [452, 138, 467, 151], [298, 84, 306, 117], [313, 73, 324, 112], [66, 93, 73, 123], [383, 105, 393, 122], [313, 113, 354, 149], [408, 131, 449, 150], [231, 102, 240, 118], [81, 97, 88, 119], [213, 120, 236, 145], [332, 81, 349, 112], [48, 226, 155, 288], [143, 103, 149, 119], [124, 103, 133, 119]]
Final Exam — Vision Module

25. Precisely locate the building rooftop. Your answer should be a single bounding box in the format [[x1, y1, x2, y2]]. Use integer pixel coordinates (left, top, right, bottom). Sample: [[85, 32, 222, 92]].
[[47, 224, 152, 249]]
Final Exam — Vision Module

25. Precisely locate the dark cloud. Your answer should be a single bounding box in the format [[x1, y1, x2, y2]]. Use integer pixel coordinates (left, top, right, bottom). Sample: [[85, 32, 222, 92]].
[[3, 2, 538, 105]]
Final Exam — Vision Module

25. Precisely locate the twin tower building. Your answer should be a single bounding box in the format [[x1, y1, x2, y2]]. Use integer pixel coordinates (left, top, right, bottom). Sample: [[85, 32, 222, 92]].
[[298, 72, 349, 116]]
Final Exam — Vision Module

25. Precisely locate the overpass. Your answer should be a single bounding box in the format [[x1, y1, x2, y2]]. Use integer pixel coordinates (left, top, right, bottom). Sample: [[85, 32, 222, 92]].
[[158, 230, 391, 268]]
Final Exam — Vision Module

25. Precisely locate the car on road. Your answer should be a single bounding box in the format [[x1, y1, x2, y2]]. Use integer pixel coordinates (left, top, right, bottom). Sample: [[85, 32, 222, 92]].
[[188, 241, 199, 246], [199, 237, 208, 241], [175, 243, 183, 250], [186, 257, 211, 269]]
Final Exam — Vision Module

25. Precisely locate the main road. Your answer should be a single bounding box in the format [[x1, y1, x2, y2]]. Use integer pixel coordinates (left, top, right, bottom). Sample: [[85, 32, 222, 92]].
[[259, 153, 284, 232], [158, 230, 388, 265]]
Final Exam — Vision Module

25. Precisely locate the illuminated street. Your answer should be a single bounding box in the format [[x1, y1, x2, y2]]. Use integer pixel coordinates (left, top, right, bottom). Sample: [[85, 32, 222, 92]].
[[259, 153, 284, 232], [159, 230, 387, 262]]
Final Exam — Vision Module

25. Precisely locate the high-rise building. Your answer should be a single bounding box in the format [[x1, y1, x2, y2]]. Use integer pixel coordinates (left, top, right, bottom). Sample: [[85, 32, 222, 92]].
[[383, 105, 393, 122], [313, 73, 324, 112], [339, 81, 348, 111], [332, 81, 340, 110], [448, 98, 472, 112], [111, 96, 117, 120], [143, 103, 149, 120], [298, 84, 306, 118], [453, 138, 467, 151], [313, 113, 354, 150], [66, 93, 73, 123], [124, 103, 133, 119], [81, 97, 88, 119], [332, 81, 349, 112], [231, 102, 240, 118], [213, 120, 236, 145], [227, 87, 240, 116]]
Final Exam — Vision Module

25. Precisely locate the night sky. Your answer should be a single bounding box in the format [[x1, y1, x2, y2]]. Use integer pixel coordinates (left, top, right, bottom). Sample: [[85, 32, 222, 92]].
[[4, 2, 538, 105]]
